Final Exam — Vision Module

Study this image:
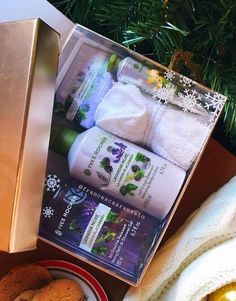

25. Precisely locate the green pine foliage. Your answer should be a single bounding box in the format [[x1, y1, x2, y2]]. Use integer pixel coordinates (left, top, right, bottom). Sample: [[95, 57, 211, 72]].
[[50, 0, 236, 153]]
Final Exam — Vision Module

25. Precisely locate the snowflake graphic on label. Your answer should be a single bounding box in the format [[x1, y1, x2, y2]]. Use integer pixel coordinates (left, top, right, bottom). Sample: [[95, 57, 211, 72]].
[[179, 75, 194, 88], [164, 70, 175, 82], [177, 89, 202, 113], [43, 206, 54, 218], [45, 174, 61, 192]]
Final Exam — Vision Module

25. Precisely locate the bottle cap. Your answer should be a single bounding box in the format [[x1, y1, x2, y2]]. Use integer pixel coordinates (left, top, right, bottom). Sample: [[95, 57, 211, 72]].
[[49, 125, 79, 156], [208, 283, 236, 301], [107, 54, 121, 72]]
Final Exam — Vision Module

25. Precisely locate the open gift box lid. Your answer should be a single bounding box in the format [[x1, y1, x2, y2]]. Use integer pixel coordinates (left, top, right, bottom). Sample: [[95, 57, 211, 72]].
[[0, 18, 59, 253]]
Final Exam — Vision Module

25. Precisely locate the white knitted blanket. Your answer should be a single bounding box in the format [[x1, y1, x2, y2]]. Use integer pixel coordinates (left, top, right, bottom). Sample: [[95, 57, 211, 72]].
[[123, 176, 236, 301]]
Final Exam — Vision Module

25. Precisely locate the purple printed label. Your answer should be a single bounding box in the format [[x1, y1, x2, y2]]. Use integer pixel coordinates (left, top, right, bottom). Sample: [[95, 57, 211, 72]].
[[56, 42, 113, 128], [40, 178, 158, 281]]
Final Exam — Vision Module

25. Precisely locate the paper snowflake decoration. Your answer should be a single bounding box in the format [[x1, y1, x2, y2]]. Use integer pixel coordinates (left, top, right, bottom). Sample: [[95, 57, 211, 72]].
[[179, 75, 194, 88], [164, 70, 175, 82], [153, 87, 173, 104], [202, 92, 227, 128], [177, 89, 202, 113], [45, 174, 61, 192], [43, 206, 54, 218], [204, 92, 227, 116]]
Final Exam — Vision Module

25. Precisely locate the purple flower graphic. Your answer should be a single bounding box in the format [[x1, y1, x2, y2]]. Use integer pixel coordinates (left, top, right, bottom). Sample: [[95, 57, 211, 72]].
[[81, 200, 97, 217], [107, 142, 127, 163]]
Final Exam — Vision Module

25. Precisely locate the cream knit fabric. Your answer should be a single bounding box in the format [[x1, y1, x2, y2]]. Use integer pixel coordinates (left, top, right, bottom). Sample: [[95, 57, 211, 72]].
[[163, 237, 236, 301], [123, 176, 236, 301]]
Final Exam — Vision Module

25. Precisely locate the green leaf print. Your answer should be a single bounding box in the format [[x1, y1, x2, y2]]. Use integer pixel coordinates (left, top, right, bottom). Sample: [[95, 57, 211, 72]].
[[135, 152, 150, 163], [106, 211, 119, 223], [120, 183, 138, 197], [99, 160, 107, 168], [128, 190, 135, 196], [91, 246, 108, 256], [69, 219, 82, 235], [120, 185, 128, 196], [134, 170, 145, 181], [96, 230, 116, 244], [126, 183, 138, 191], [78, 109, 86, 121]]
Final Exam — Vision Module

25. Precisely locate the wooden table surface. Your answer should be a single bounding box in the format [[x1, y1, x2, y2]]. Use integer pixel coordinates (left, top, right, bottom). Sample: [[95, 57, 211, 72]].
[[0, 138, 235, 301]]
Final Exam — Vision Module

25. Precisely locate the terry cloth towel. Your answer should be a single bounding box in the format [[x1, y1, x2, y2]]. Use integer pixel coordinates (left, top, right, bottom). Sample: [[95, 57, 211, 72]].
[[123, 176, 236, 301], [94, 83, 209, 170]]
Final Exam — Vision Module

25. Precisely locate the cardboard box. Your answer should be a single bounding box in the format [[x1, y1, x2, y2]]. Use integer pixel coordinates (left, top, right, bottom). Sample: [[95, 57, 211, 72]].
[[0, 19, 59, 252], [39, 22, 227, 285], [0, 0, 74, 50]]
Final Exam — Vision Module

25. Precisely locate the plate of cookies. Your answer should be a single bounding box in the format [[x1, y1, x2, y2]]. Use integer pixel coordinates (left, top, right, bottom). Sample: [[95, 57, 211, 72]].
[[0, 260, 108, 301]]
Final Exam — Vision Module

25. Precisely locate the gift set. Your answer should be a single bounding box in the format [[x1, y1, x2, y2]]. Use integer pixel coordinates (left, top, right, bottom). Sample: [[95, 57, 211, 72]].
[[39, 25, 227, 285], [0, 18, 227, 286]]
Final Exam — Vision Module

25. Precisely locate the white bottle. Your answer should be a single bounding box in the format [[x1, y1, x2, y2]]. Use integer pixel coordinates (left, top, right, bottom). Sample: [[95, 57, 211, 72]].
[[107, 55, 207, 115], [108, 54, 157, 95], [50, 125, 186, 220]]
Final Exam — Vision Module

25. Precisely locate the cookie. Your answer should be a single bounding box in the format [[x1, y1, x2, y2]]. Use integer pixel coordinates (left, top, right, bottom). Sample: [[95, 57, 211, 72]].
[[0, 264, 53, 301], [32, 279, 84, 301], [14, 290, 38, 301]]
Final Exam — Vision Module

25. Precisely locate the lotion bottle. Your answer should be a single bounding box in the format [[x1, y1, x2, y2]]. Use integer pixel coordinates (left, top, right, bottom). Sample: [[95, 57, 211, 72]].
[[50, 125, 186, 219]]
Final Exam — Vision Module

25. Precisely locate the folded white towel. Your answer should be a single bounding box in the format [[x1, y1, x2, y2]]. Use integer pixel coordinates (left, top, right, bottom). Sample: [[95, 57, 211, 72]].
[[94, 83, 209, 170], [123, 176, 236, 301]]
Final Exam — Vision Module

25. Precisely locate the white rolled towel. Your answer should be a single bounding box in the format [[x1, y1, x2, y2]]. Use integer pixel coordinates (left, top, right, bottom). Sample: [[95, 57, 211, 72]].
[[94, 83, 209, 170], [123, 176, 236, 301]]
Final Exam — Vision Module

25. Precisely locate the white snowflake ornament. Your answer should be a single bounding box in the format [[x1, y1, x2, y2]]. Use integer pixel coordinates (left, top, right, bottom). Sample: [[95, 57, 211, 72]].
[[204, 92, 227, 114], [164, 70, 175, 82], [179, 75, 194, 88], [177, 89, 202, 113], [43, 206, 54, 218], [153, 87, 173, 104], [45, 174, 61, 192]]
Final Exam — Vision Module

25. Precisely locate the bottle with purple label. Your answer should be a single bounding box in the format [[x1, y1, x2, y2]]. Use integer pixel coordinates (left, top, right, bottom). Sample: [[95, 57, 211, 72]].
[[56, 39, 113, 129], [49, 125, 186, 220], [40, 178, 158, 282]]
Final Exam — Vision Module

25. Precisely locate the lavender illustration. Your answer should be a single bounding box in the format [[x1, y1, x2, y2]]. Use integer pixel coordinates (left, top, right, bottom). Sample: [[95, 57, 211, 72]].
[[81, 200, 97, 218], [107, 142, 127, 163]]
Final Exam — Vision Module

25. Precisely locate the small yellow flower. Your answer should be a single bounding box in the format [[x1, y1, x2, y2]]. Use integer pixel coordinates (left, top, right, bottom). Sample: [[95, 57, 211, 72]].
[[146, 69, 164, 89]]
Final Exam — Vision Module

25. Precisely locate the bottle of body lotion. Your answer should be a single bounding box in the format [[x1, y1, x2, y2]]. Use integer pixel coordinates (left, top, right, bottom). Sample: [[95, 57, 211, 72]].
[[50, 125, 186, 220]]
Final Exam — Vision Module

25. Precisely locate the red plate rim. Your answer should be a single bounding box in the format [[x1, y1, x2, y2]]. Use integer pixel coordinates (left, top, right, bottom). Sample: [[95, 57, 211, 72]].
[[38, 259, 108, 301]]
